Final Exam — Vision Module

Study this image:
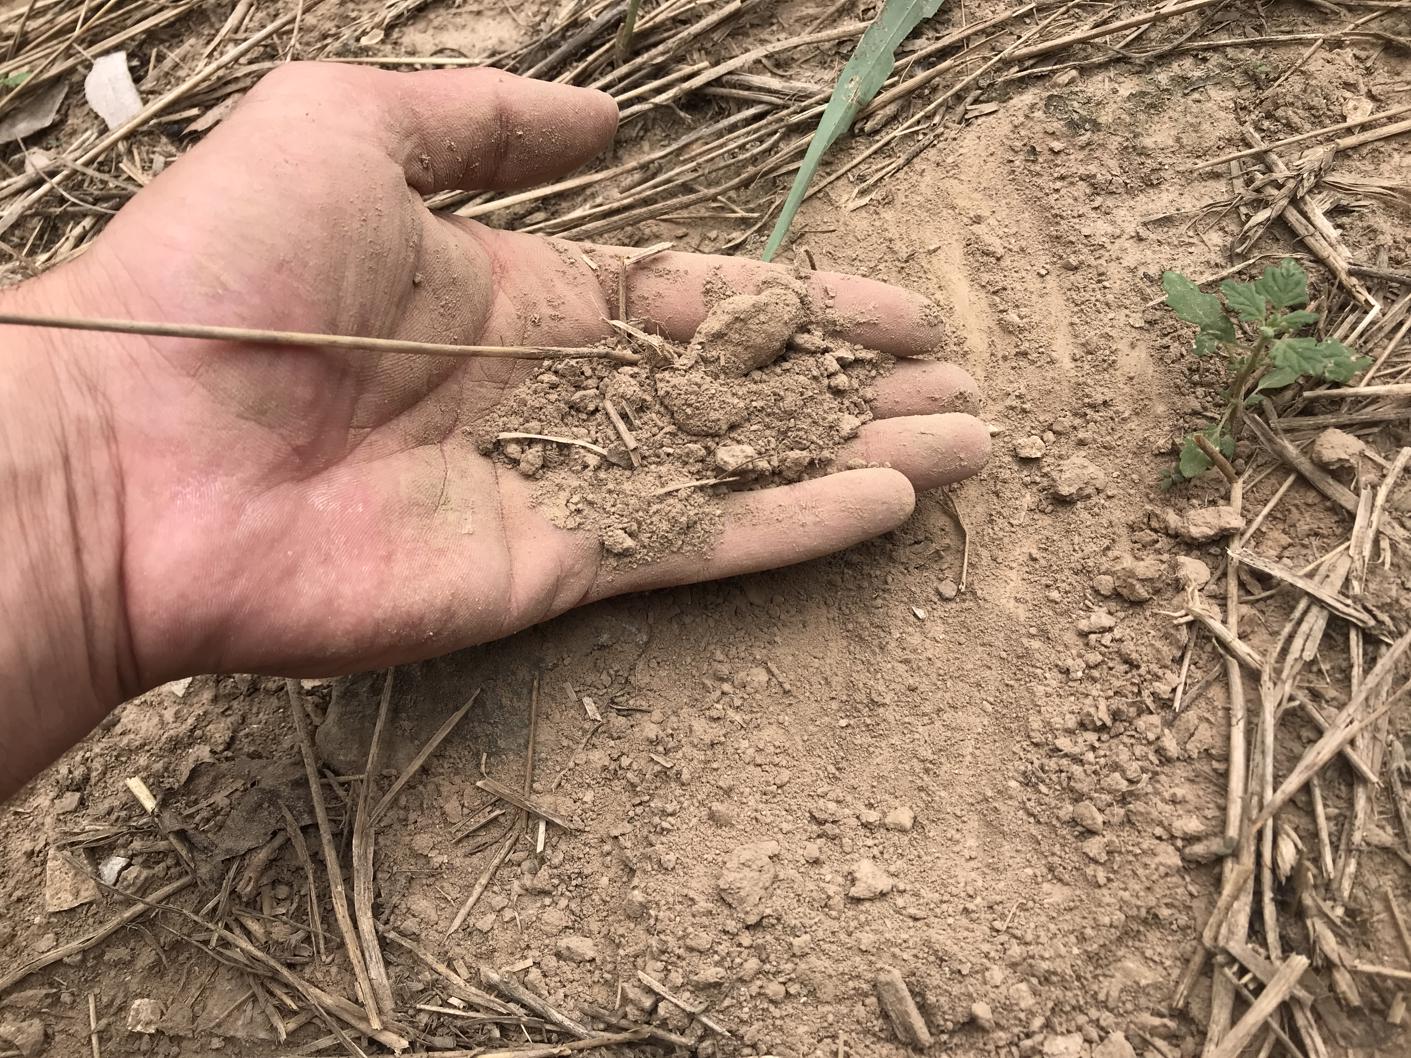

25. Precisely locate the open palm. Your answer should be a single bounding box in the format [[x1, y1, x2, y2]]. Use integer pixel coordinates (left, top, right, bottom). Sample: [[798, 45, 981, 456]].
[[46, 64, 988, 686]]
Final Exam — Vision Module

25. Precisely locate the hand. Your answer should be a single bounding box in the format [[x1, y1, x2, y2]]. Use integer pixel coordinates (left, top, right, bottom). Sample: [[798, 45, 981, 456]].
[[0, 64, 988, 793]]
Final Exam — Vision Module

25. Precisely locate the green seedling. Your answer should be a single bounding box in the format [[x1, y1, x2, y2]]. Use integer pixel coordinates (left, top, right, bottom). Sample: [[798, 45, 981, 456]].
[[1161, 258, 1368, 485], [761, 0, 944, 261], [1, 71, 32, 88]]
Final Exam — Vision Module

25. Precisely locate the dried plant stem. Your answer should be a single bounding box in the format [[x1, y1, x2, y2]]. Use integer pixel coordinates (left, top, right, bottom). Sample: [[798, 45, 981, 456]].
[[1208, 955, 1310, 1058], [0, 876, 192, 993], [381, 928, 516, 1014], [278, 803, 328, 964], [0, 311, 634, 363], [1252, 630, 1411, 830], [0, 6, 315, 234], [445, 828, 516, 937], [1204, 475, 1248, 1056], [352, 670, 397, 1021], [1195, 433, 1238, 484], [1196, 104, 1411, 171], [1306, 382, 1411, 400], [284, 680, 380, 1031], [372, 688, 481, 824]]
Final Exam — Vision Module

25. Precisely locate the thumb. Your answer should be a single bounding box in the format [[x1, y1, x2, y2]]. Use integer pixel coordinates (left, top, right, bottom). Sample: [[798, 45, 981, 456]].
[[244, 63, 620, 195], [383, 67, 620, 194]]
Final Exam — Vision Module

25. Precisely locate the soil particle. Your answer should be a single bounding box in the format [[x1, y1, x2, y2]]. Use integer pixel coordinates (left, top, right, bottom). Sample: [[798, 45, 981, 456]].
[[1170, 812, 1211, 839], [1050, 455, 1107, 501], [1172, 555, 1212, 589], [1166, 505, 1244, 543], [555, 936, 598, 963], [716, 841, 780, 923], [883, 806, 916, 832], [694, 273, 808, 377], [848, 858, 895, 899], [1014, 435, 1047, 460], [874, 967, 934, 1049], [43, 849, 98, 912], [1310, 426, 1366, 469], [971, 1000, 996, 1031], [1112, 557, 1163, 603], [1072, 801, 1104, 833], [707, 802, 736, 826], [1043, 1032, 1087, 1058], [126, 999, 162, 1034], [1182, 835, 1235, 864], [1076, 611, 1116, 634], [52, 792, 80, 814], [1094, 1031, 1137, 1058], [0, 1019, 45, 1057]]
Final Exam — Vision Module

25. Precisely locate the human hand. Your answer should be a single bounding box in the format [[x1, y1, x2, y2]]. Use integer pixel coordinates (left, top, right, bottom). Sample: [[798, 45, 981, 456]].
[[0, 64, 987, 790]]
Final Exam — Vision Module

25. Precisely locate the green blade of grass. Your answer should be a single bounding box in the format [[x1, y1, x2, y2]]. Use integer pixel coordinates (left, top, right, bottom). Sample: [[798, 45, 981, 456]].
[[615, 0, 643, 64], [761, 0, 944, 261]]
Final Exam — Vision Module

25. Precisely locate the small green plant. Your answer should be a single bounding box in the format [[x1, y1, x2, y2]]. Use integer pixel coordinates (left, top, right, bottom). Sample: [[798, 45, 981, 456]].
[[1, 71, 32, 88], [1161, 258, 1368, 485]]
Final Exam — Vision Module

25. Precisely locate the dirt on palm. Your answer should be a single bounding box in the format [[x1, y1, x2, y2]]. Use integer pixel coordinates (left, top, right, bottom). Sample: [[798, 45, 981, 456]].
[[481, 273, 895, 563]]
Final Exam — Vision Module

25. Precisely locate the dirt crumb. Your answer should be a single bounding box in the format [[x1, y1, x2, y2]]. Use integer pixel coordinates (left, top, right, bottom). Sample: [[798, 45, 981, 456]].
[[693, 272, 808, 376], [479, 296, 893, 563]]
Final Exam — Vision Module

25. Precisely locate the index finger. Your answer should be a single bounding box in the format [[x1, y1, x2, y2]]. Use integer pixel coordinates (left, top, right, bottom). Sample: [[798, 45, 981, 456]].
[[590, 245, 945, 356]]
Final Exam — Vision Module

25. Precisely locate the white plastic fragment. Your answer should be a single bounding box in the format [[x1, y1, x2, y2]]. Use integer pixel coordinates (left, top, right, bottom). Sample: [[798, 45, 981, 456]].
[[84, 52, 143, 131], [99, 854, 131, 887]]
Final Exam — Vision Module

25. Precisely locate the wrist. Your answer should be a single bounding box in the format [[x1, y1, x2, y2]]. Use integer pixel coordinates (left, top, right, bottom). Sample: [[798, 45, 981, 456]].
[[0, 268, 136, 797]]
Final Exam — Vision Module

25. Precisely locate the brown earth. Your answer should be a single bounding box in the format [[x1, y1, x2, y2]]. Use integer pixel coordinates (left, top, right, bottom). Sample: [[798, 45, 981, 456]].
[[3, 2, 1411, 1058]]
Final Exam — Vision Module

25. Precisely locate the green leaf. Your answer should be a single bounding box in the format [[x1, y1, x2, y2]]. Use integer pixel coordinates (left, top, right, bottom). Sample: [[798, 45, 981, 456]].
[[1316, 340, 1370, 383], [761, 0, 944, 261], [0, 71, 30, 88], [1164, 272, 1225, 328], [1178, 435, 1212, 479], [1253, 259, 1308, 310], [1220, 280, 1266, 323], [1267, 335, 1372, 384], [1276, 309, 1319, 330], [1175, 426, 1231, 480], [1214, 427, 1235, 459], [1194, 331, 1225, 357], [1268, 336, 1322, 376], [1254, 365, 1299, 393]]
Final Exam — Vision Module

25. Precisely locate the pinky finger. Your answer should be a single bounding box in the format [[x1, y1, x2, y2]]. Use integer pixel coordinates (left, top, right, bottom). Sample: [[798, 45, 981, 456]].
[[589, 467, 916, 599]]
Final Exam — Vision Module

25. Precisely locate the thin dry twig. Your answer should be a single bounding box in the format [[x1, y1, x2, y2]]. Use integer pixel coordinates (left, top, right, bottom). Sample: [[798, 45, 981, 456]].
[[495, 432, 612, 458], [284, 679, 380, 1031], [473, 776, 580, 830], [372, 688, 482, 824], [381, 928, 517, 1014], [278, 802, 328, 965], [352, 670, 396, 1021], [637, 968, 734, 1038], [1252, 630, 1411, 830], [1208, 955, 1311, 1058], [0, 311, 636, 363], [0, 877, 193, 993]]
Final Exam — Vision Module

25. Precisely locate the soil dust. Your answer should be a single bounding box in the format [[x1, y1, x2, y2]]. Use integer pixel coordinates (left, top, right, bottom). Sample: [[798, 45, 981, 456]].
[[481, 273, 890, 563]]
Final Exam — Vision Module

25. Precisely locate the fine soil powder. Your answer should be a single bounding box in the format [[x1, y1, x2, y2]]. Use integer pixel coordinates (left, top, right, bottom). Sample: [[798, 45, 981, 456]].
[[478, 273, 891, 563]]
